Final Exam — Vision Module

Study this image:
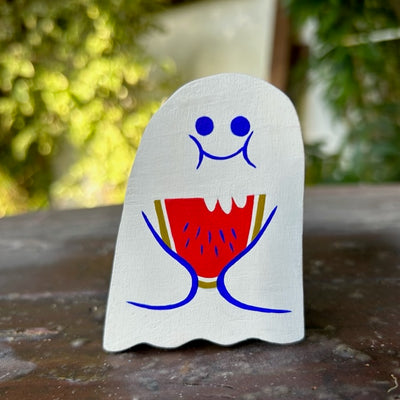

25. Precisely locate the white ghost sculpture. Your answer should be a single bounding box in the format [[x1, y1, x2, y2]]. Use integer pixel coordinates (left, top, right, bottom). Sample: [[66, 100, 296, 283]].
[[103, 73, 304, 351]]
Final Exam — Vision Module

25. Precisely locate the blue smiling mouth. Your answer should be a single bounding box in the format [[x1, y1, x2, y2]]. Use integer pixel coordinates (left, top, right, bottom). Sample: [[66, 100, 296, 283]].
[[188, 131, 256, 169]]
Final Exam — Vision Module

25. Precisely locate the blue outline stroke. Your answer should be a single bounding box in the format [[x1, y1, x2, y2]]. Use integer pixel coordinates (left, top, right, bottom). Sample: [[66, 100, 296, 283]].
[[126, 212, 198, 310], [127, 205, 291, 314], [217, 206, 291, 313], [189, 132, 256, 169]]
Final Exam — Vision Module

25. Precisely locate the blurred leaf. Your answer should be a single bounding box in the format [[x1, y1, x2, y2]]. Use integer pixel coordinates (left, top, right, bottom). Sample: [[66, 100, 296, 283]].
[[285, 0, 400, 183], [0, 0, 174, 216]]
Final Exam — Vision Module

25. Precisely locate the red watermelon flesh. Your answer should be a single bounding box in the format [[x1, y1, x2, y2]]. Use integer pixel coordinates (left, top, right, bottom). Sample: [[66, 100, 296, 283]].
[[164, 196, 254, 279]]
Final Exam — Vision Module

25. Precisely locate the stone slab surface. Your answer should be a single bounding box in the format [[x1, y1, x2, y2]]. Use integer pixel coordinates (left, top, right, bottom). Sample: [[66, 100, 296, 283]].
[[0, 185, 399, 399]]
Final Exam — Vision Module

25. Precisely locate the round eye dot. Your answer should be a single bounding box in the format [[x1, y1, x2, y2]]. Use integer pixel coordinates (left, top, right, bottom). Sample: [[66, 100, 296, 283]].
[[195, 116, 214, 136], [231, 116, 250, 137]]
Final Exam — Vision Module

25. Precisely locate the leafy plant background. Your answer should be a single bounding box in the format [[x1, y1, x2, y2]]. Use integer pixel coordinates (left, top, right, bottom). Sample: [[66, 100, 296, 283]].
[[1, 0, 399, 216], [285, 0, 400, 183], [0, 0, 174, 216]]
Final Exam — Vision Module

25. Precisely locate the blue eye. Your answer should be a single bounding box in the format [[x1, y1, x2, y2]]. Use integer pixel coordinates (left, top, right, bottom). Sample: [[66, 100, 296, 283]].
[[231, 116, 250, 137], [195, 116, 214, 136]]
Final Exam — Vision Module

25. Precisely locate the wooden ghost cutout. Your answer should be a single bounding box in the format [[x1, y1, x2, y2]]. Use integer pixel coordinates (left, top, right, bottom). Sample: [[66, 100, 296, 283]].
[[104, 73, 304, 351]]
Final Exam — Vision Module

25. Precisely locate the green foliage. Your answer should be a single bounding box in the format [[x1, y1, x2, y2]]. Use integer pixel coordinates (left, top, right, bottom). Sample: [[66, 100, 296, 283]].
[[0, 0, 172, 215], [285, 0, 400, 183]]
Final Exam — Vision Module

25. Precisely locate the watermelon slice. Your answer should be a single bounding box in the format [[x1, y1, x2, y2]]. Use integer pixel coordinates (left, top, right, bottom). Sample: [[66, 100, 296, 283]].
[[163, 196, 255, 279], [136, 198, 290, 313]]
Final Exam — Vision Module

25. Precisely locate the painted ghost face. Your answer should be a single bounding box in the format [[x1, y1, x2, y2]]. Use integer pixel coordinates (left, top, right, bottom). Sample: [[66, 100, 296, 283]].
[[131, 110, 286, 312], [104, 73, 304, 351], [189, 115, 256, 168]]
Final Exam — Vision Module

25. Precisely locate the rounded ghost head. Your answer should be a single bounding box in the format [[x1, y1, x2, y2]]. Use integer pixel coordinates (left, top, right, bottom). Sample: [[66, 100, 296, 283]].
[[130, 73, 303, 201]]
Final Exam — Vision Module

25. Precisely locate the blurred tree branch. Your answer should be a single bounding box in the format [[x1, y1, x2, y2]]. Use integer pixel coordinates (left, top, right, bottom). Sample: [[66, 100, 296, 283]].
[[284, 0, 400, 183]]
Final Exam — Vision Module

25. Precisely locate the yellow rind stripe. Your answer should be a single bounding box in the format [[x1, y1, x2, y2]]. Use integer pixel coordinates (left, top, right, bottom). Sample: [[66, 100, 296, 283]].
[[198, 280, 217, 289], [154, 200, 171, 248], [251, 194, 266, 241]]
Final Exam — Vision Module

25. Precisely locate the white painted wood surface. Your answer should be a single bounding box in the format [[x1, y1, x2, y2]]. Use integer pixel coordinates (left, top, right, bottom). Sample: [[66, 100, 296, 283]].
[[104, 73, 304, 351]]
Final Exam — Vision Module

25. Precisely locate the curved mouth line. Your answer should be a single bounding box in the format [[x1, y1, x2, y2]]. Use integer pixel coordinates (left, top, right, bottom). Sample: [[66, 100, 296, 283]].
[[189, 132, 256, 169]]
